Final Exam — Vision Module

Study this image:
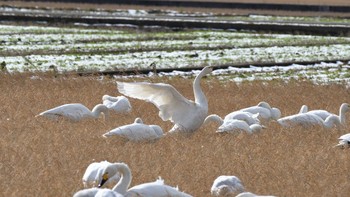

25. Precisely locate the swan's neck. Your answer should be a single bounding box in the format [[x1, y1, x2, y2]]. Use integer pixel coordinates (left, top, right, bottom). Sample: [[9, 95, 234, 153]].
[[193, 71, 208, 107], [112, 163, 132, 194], [339, 105, 348, 125], [204, 114, 224, 125], [91, 104, 109, 119], [324, 115, 341, 128]]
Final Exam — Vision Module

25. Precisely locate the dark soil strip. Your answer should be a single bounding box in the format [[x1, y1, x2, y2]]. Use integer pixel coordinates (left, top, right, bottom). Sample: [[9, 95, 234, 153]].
[[20, 0, 350, 13]]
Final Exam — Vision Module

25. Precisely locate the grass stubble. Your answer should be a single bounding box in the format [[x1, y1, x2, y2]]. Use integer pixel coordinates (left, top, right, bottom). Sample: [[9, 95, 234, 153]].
[[1, 72, 349, 197]]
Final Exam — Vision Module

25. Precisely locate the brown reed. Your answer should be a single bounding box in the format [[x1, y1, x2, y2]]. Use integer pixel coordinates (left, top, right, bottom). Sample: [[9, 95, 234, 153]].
[[1, 72, 349, 197]]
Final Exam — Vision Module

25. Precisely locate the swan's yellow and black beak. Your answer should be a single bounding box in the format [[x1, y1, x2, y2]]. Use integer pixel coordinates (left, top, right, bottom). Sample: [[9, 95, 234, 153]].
[[98, 173, 109, 188]]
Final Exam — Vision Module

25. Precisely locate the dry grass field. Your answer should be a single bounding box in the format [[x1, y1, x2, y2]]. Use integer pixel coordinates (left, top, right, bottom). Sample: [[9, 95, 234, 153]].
[[1, 72, 350, 197]]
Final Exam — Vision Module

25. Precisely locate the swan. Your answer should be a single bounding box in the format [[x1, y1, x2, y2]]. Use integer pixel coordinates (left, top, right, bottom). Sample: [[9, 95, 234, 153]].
[[102, 118, 164, 142], [102, 95, 132, 113], [36, 103, 109, 122], [224, 111, 260, 125], [73, 188, 123, 197], [204, 114, 263, 134], [334, 133, 350, 148], [98, 162, 193, 197], [277, 112, 340, 128], [82, 161, 120, 188], [240, 102, 281, 122], [235, 192, 276, 197], [116, 66, 213, 133], [299, 103, 350, 127], [211, 175, 245, 197]]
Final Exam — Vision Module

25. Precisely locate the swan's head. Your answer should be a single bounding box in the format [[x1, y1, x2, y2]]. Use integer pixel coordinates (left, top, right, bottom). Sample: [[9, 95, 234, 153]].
[[98, 163, 127, 188], [340, 103, 350, 113], [201, 65, 214, 75], [204, 114, 223, 125], [334, 140, 350, 149], [102, 95, 112, 101], [299, 105, 308, 113], [257, 101, 271, 109], [271, 107, 281, 120], [93, 104, 110, 120], [134, 117, 143, 124]]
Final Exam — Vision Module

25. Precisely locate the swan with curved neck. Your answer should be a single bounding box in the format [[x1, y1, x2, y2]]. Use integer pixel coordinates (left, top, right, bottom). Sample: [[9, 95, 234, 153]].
[[117, 66, 213, 133], [277, 113, 340, 129], [102, 117, 164, 142], [224, 111, 260, 125], [204, 114, 263, 134], [102, 95, 132, 113], [211, 175, 245, 197], [36, 103, 109, 122], [299, 103, 350, 127], [98, 162, 193, 197], [240, 101, 281, 122]]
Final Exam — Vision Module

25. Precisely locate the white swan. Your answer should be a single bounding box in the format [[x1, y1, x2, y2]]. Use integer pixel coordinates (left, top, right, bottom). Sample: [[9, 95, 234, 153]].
[[204, 114, 263, 134], [117, 66, 213, 133], [82, 161, 120, 188], [102, 95, 132, 113], [102, 118, 164, 142], [224, 111, 260, 125], [73, 188, 123, 197], [299, 103, 350, 127], [36, 103, 109, 122], [235, 192, 276, 197], [98, 162, 193, 197], [240, 102, 281, 122], [211, 175, 245, 197], [277, 112, 340, 128], [334, 133, 350, 148]]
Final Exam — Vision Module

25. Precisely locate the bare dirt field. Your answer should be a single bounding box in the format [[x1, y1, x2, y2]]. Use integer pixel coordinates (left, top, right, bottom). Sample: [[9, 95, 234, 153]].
[[1, 72, 350, 196]]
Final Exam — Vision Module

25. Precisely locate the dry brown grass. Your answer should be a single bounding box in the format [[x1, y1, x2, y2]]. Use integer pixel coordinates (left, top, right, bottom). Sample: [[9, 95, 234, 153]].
[[1, 72, 350, 197]]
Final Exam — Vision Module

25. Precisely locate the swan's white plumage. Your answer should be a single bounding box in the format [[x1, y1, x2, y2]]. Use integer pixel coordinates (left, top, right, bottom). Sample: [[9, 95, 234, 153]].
[[73, 188, 123, 197], [299, 103, 349, 127], [98, 162, 192, 197], [277, 112, 340, 128], [224, 111, 260, 125], [240, 102, 281, 122], [117, 66, 213, 133], [211, 175, 245, 197], [37, 103, 109, 122], [335, 133, 350, 148], [235, 192, 276, 197], [102, 118, 164, 141], [82, 161, 120, 188], [102, 95, 132, 113], [205, 114, 263, 134]]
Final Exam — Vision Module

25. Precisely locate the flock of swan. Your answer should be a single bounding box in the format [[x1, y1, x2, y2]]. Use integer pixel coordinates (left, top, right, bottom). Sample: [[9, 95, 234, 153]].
[[36, 66, 350, 197]]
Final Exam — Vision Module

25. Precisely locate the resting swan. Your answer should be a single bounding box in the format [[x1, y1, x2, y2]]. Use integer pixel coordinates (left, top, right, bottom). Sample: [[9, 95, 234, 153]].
[[299, 103, 350, 127], [224, 111, 260, 125], [98, 162, 193, 197], [204, 114, 264, 134], [73, 188, 123, 197], [211, 175, 245, 197], [334, 133, 350, 148], [102, 95, 132, 113], [36, 103, 109, 122], [82, 161, 120, 188], [277, 112, 340, 128], [117, 66, 213, 133], [102, 118, 164, 142], [240, 102, 281, 123], [235, 192, 276, 197]]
